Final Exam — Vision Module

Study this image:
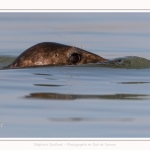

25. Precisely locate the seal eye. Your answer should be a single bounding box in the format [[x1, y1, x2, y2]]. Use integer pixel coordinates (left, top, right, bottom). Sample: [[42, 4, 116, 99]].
[[69, 53, 81, 64]]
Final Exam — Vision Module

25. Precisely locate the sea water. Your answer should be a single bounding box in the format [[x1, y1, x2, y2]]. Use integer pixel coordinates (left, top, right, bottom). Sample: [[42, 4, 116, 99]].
[[0, 13, 150, 137]]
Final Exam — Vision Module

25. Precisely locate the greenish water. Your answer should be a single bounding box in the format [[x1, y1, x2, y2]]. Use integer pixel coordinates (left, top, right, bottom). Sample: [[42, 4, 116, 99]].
[[0, 13, 150, 138]]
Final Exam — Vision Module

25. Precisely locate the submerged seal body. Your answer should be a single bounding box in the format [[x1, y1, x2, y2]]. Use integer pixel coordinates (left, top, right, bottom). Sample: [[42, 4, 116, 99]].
[[4, 42, 107, 69]]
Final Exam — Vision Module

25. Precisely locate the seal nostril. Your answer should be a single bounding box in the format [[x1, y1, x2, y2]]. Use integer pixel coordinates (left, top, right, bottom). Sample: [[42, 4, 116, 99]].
[[69, 53, 81, 64]]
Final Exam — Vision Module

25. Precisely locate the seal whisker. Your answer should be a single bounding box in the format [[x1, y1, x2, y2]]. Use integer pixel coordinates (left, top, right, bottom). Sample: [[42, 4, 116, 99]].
[[57, 34, 75, 48]]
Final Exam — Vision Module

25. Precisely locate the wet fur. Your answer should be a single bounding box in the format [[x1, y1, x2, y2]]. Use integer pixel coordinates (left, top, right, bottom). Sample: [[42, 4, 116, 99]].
[[4, 42, 107, 69]]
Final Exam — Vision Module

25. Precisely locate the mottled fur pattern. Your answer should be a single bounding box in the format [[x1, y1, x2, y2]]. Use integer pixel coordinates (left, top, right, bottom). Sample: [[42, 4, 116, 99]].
[[4, 42, 107, 69]]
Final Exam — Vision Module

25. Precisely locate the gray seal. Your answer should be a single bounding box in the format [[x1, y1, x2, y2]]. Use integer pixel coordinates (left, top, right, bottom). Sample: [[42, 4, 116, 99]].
[[4, 42, 107, 69]]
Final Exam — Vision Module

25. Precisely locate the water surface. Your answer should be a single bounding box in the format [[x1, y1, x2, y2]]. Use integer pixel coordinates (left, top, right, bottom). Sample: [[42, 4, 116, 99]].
[[0, 13, 150, 138]]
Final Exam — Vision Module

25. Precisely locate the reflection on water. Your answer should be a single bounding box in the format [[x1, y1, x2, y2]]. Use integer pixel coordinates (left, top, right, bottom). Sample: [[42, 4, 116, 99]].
[[34, 73, 52, 76], [25, 92, 149, 100], [49, 117, 134, 122], [116, 82, 150, 84], [34, 84, 64, 87]]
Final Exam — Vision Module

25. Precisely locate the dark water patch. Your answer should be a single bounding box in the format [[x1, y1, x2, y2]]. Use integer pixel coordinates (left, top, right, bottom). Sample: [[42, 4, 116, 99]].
[[45, 78, 57, 80], [25, 92, 149, 100], [49, 117, 134, 122], [33, 84, 64, 87], [116, 82, 150, 84], [34, 73, 52, 76], [33, 73, 57, 80]]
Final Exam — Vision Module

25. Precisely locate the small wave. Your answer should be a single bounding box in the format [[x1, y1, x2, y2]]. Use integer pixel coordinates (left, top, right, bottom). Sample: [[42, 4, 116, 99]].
[[80, 56, 150, 69], [0, 56, 15, 69]]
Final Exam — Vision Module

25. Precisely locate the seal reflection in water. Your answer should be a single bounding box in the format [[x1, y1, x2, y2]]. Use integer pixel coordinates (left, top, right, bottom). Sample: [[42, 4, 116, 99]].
[[4, 42, 107, 69]]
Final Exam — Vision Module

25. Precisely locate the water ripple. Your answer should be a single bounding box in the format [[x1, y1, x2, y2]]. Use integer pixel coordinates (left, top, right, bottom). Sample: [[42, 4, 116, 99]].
[[25, 92, 149, 100]]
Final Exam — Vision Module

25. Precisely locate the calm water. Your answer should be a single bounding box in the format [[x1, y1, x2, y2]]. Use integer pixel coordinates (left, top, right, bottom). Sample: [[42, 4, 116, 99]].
[[0, 13, 150, 137]]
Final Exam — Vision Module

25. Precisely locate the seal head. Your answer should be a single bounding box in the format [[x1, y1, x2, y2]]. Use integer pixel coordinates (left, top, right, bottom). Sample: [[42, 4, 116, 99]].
[[4, 42, 107, 69]]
